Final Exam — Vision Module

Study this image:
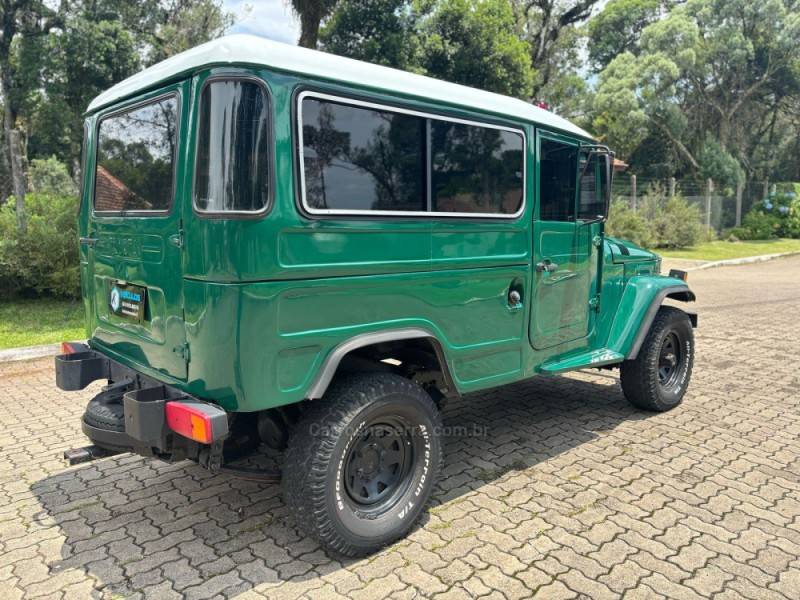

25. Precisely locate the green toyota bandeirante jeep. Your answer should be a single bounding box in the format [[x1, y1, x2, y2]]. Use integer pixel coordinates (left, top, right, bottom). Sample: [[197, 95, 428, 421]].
[[56, 35, 696, 557]]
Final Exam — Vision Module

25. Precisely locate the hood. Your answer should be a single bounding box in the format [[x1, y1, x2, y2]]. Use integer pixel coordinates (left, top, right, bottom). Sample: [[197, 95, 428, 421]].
[[605, 236, 658, 264]]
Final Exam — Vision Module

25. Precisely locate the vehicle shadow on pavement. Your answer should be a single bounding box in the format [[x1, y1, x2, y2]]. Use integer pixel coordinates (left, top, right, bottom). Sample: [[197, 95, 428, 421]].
[[30, 371, 645, 598]]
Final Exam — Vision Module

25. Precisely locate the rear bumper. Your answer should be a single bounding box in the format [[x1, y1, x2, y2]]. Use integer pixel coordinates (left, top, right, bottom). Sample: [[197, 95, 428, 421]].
[[55, 345, 228, 459]]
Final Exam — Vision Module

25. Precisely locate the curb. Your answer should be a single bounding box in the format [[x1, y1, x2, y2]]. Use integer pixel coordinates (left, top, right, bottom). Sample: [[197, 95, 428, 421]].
[[0, 341, 80, 364], [686, 250, 800, 271]]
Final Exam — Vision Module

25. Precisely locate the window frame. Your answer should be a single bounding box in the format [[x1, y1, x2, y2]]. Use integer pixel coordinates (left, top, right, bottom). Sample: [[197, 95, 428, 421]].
[[296, 90, 527, 220], [78, 119, 89, 216], [92, 90, 181, 217], [192, 74, 274, 218]]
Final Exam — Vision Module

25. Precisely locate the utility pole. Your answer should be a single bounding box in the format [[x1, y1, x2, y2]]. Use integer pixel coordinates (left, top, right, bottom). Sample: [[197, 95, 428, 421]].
[[669, 177, 676, 198], [631, 174, 637, 213]]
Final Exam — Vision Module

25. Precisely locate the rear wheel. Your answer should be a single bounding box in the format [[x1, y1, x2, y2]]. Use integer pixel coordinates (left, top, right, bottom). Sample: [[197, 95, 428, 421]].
[[620, 306, 694, 412], [282, 373, 442, 557]]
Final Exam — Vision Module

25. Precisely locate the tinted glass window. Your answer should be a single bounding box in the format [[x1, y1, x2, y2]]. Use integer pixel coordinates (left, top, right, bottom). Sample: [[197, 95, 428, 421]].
[[539, 138, 577, 221], [195, 80, 270, 212], [95, 96, 178, 213], [301, 98, 426, 212], [578, 151, 606, 220], [431, 122, 523, 214]]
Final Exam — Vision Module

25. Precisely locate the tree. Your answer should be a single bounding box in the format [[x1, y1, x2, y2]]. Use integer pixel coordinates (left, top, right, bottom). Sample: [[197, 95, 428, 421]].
[[32, 14, 139, 174], [587, 0, 662, 71], [0, 0, 62, 231], [27, 0, 232, 182], [511, 0, 602, 97], [135, 0, 233, 63], [322, 0, 535, 99], [320, 0, 422, 71], [291, 0, 339, 48], [420, 0, 535, 98], [592, 0, 800, 190]]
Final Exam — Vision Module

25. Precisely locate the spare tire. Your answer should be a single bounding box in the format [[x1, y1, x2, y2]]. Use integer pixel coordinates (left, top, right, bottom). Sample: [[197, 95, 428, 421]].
[[83, 393, 125, 432]]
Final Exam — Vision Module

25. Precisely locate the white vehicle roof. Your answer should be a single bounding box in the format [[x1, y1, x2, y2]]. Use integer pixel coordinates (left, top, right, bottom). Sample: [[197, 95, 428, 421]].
[[88, 34, 593, 140]]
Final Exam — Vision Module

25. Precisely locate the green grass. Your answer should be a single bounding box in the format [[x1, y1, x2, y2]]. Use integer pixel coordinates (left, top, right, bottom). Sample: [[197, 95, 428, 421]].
[[0, 298, 85, 350], [659, 238, 800, 261]]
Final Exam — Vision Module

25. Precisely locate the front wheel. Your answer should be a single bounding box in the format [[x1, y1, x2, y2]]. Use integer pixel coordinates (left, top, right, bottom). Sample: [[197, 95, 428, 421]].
[[282, 373, 443, 557], [620, 306, 694, 412]]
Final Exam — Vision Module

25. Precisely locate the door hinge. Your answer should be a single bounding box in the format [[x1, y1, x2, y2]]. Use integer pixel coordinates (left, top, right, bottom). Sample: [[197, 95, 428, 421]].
[[592, 234, 603, 248], [589, 295, 600, 311], [173, 342, 190, 362]]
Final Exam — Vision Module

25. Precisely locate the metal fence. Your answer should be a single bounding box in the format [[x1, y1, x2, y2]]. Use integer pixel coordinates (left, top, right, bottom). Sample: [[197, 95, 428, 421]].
[[611, 174, 773, 232], [0, 173, 11, 204]]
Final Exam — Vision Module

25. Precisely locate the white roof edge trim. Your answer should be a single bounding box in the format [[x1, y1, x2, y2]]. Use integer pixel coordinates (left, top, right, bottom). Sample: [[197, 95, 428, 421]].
[[87, 34, 594, 140]]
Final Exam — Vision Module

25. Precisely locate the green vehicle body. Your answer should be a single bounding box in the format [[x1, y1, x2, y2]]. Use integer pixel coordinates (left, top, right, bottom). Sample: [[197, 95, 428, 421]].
[[76, 36, 694, 414]]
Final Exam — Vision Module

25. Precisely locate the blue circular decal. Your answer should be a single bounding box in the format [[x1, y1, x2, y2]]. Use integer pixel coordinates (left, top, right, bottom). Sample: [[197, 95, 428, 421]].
[[110, 287, 121, 312]]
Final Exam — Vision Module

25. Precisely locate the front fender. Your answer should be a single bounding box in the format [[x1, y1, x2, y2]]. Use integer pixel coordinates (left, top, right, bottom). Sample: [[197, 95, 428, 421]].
[[606, 276, 696, 359]]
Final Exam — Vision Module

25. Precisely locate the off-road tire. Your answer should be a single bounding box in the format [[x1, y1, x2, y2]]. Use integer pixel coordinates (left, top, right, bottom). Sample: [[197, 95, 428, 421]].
[[620, 306, 694, 412], [282, 373, 443, 557]]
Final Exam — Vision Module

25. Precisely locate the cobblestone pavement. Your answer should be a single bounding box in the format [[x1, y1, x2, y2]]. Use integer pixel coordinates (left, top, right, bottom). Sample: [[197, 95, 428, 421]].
[[2, 257, 800, 600]]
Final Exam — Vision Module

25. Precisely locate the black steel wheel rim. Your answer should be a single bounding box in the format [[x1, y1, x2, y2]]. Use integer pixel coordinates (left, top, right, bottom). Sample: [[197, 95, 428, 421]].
[[343, 419, 413, 509], [658, 332, 682, 388]]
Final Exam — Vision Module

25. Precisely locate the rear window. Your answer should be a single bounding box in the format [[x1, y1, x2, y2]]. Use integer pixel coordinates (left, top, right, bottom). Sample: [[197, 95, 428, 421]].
[[94, 95, 178, 213], [194, 79, 271, 214]]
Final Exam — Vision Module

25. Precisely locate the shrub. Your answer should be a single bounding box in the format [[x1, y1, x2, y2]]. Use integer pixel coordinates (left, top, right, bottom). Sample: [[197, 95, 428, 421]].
[[736, 187, 800, 239], [605, 199, 654, 248], [639, 185, 705, 249], [28, 156, 78, 196], [0, 193, 80, 299], [737, 210, 780, 240]]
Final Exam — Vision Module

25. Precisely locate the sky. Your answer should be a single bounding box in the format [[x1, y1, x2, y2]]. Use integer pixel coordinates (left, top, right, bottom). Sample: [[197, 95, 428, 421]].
[[224, 1, 300, 45]]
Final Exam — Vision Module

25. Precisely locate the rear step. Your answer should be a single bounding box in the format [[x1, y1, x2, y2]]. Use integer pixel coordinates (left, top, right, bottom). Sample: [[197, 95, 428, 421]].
[[55, 350, 109, 390]]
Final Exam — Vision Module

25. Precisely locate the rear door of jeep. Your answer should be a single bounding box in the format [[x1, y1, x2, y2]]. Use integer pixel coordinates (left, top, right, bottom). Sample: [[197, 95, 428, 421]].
[[81, 83, 189, 380]]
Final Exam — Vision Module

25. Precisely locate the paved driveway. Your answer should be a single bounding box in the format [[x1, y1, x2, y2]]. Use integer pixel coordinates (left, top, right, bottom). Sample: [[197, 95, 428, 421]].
[[1, 257, 799, 599]]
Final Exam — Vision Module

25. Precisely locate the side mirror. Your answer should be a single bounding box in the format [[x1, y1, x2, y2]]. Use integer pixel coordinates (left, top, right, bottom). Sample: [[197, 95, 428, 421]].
[[578, 146, 614, 224]]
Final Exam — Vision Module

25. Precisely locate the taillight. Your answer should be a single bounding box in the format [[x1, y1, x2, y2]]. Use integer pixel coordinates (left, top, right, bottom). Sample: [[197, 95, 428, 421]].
[[165, 400, 228, 444], [61, 341, 79, 354]]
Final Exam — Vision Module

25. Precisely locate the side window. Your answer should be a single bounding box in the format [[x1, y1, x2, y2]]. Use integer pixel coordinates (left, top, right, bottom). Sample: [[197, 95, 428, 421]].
[[298, 94, 527, 217], [538, 138, 577, 221], [578, 151, 605, 220], [300, 98, 426, 212], [95, 95, 178, 213], [194, 79, 270, 213], [431, 122, 523, 215]]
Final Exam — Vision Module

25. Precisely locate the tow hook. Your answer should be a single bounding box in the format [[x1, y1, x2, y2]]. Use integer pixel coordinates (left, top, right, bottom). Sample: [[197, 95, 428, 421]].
[[63, 445, 121, 466]]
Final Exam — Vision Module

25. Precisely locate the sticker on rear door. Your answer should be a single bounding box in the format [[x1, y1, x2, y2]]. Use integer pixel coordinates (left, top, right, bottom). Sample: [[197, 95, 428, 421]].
[[108, 280, 147, 322]]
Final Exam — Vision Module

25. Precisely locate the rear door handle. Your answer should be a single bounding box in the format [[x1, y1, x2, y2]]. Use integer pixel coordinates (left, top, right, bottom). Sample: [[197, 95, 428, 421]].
[[535, 261, 558, 273], [79, 237, 98, 247]]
